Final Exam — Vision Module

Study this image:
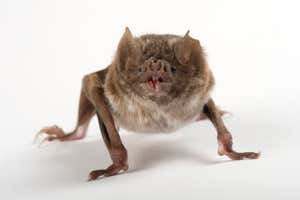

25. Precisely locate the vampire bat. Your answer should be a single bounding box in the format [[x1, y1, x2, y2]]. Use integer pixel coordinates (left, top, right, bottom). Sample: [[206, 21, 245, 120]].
[[36, 28, 260, 181]]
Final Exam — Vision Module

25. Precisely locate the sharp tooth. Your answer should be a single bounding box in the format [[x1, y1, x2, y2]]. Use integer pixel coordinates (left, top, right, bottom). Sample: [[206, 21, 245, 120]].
[[152, 80, 156, 89]]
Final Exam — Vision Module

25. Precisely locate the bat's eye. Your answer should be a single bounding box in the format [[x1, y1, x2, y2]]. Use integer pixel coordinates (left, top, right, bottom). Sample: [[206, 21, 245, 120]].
[[138, 67, 142, 72], [171, 66, 177, 73]]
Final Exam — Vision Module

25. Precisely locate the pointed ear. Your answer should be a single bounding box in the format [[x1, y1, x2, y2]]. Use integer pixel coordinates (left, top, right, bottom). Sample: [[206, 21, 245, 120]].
[[174, 31, 202, 65], [116, 27, 138, 69], [120, 27, 134, 44]]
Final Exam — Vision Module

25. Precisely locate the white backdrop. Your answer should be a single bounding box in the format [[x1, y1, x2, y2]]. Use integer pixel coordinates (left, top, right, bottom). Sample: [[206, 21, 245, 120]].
[[1, 0, 300, 199]]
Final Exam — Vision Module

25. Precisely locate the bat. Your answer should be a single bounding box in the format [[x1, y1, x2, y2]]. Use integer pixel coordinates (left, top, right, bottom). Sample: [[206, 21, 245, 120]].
[[36, 28, 260, 181]]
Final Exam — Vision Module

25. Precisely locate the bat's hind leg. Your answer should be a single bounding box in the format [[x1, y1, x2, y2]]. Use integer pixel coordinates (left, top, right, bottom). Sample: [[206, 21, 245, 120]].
[[35, 86, 95, 144]]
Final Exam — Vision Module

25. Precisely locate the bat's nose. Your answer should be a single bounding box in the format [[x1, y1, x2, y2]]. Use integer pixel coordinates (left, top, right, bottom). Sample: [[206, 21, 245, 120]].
[[145, 57, 170, 73]]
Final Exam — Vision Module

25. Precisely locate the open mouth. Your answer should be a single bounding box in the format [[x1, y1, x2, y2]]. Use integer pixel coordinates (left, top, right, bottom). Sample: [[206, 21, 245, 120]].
[[147, 76, 164, 91]]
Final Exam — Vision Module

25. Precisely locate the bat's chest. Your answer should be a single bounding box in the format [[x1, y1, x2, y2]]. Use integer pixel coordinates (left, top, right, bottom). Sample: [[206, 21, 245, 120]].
[[109, 94, 207, 133]]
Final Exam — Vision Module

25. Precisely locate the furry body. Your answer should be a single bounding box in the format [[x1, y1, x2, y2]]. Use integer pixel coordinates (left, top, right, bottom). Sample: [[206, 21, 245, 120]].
[[105, 33, 214, 133]]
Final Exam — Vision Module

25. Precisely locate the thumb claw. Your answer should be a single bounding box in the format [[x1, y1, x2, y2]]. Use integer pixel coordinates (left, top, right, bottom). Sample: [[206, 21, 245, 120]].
[[33, 130, 44, 144], [33, 125, 65, 146]]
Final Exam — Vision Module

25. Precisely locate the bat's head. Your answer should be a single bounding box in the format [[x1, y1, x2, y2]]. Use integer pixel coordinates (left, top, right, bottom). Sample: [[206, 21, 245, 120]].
[[114, 28, 208, 104]]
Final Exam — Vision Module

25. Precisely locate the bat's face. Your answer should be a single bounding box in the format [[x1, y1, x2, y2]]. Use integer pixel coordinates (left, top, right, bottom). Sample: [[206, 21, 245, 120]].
[[115, 29, 206, 104]]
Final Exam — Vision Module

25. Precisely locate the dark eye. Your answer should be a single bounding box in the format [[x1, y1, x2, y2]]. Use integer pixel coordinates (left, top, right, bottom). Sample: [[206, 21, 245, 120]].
[[138, 67, 142, 72], [171, 66, 177, 73]]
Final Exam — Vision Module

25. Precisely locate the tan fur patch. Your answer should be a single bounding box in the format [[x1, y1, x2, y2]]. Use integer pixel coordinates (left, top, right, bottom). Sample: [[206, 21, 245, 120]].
[[105, 68, 212, 133]]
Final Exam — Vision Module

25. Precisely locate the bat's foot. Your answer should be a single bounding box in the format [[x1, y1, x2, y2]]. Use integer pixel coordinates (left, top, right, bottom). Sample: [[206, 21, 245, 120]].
[[218, 149, 260, 160], [217, 133, 260, 160], [88, 164, 129, 181], [34, 125, 85, 146], [88, 146, 128, 181]]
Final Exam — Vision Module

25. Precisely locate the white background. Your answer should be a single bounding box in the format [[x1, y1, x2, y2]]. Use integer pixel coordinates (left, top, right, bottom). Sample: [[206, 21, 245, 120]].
[[1, 0, 300, 199]]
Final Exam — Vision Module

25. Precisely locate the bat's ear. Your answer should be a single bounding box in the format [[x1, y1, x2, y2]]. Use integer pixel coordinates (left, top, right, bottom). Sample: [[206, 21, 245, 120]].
[[174, 31, 202, 65], [116, 27, 139, 69], [120, 27, 134, 44]]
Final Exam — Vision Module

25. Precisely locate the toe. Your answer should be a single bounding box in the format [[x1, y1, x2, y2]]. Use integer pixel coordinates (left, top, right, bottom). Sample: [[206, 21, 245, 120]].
[[88, 170, 106, 181], [87, 164, 129, 181], [39, 125, 64, 136], [243, 152, 261, 159]]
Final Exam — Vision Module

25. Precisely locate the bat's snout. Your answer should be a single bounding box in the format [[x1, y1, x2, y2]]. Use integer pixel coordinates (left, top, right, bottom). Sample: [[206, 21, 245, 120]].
[[141, 57, 175, 76]]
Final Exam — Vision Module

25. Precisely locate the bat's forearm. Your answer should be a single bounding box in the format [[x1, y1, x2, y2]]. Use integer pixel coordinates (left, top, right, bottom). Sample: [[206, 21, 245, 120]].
[[82, 70, 128, 181], [203, 98, 260, 160]]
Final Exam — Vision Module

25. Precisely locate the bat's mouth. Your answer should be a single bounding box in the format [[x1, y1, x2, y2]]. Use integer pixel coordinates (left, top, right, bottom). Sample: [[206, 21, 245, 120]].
[[148, 76, 163, 89], [147, 75, 164, 92], [140, 74, 172, 97]]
